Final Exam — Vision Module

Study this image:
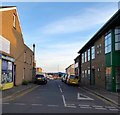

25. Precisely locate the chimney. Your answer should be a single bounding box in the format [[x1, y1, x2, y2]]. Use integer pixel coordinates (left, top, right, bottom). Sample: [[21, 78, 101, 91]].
[[33, 44, 35, 59]]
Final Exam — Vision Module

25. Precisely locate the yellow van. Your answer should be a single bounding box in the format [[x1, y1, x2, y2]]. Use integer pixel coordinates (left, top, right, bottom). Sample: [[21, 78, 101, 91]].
[[66, 74, 80, 86]]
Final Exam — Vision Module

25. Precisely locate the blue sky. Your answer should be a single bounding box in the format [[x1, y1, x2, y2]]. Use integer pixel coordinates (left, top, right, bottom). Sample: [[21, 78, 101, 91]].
[[2, 2, 119, 72]]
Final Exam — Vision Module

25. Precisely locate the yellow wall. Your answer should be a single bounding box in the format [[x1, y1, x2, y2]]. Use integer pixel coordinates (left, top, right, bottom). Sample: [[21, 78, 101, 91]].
[[2, 82, 13, 90]]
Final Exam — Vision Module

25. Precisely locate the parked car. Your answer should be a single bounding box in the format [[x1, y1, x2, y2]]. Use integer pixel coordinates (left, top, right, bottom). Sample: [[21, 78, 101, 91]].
[[34, 74, 47, 84], [61, 73, 68, 83], [66, 74, 80, 86]]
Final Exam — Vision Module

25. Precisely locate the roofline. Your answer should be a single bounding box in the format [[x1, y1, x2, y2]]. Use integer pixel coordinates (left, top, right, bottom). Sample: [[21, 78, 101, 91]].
[[65, 64, 74, 70], [24, 44, 33, 53], [0, 6, 16, 11], [78, 9, 120, 54], [74, 55, 80, 61]]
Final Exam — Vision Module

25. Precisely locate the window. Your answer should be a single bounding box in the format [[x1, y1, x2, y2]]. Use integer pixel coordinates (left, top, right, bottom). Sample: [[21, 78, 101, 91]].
[[24, 52, 26, 63], [105, 32, 111, 54], [2, 60, 13, 84], [88, 49, 90, 61], [82, 53, 84, 63], [115, 67, 120, 91], [85, 70, 87, 78], [13, 14, 16, 28], [91, 46, 95, 59], [82, 71, 84, 78], [88, 70, 90, 79], [115, 26, 120, 51], [85, 52, 87, 62]]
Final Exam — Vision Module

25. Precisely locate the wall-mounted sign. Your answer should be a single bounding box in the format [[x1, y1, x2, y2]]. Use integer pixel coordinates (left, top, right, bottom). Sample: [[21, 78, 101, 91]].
[[75, 62, 78, 68], [0, 35, 10, 54], [2, 55, 15, 62]]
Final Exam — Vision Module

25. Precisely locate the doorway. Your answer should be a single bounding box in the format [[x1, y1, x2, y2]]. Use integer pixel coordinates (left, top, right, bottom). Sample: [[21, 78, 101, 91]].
[[91, 69, 95, 85]]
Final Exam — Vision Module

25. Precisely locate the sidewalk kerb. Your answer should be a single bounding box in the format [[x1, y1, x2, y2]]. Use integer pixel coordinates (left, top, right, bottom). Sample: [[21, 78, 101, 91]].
[[2, 84, 38, 102], [83, 87, 120, 107]]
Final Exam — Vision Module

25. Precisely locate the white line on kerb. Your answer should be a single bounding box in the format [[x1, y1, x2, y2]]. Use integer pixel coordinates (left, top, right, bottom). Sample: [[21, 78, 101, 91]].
[[62, 95, 66, 107]]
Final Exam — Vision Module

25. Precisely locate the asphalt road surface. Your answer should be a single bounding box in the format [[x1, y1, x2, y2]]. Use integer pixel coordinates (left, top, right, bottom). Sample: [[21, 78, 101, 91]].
[[2, 79, 119, 113]]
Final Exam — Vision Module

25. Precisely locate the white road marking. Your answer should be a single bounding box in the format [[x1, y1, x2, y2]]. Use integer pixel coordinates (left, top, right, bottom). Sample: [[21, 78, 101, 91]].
[[77, 93, 94, 101], [78, 104, 90, 107], [67, 104, 75, 106], [3, 103, 9, 105], [95, 107, 107, 110], [109, 108, 119, 111], [93, 105, 103, 108], [65, 105, 76, 108], [58, 85, 61, 88], [48, 105, 59, 107], [80, 106, 92, 109], [61, 95, 76, 108], [14, 103, 26, 105], [31, 104, 43, 106], [105, 106, 116, 109], [60, 88, 63, 93], [62, 95, 66, 107]]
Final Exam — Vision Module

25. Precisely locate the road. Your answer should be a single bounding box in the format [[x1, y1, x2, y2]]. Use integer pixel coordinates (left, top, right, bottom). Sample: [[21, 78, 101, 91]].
[[2, 79, 119, 113]]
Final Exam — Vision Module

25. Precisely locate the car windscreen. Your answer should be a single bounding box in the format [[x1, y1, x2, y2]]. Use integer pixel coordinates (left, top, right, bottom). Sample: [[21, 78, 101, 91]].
[[69, 75, 78, 79], [36, 75, 44, 78], [69, 75, 75, 79]]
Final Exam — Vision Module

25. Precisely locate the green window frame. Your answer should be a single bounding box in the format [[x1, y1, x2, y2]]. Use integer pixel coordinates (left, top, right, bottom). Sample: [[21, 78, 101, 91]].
[[105, 32, 111, 54], [115, 26, 120, 51]]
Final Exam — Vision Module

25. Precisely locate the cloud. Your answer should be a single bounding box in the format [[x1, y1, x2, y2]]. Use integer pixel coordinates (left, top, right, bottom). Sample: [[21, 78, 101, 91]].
[[40, 7, 117, 35], [36, 41, 84, 72]]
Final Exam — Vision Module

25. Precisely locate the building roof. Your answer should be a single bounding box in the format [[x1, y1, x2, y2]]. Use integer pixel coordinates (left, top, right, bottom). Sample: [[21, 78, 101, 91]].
[[0, 6, 16, 11], [0, 6, 16, 8], [65, 64, 74, 70], [74, 55, 80, 61], [78, 9, 120, 54]]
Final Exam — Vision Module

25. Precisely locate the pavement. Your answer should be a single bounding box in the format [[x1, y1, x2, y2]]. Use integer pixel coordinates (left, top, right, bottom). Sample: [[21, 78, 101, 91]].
[[1, 81, 120, 108], [80, 84, 120, 107], [2, 83, 38, 102]]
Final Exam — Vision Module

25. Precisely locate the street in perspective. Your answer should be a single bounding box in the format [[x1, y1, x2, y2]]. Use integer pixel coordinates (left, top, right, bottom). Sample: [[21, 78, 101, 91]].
[[0, 1, 120, 114]]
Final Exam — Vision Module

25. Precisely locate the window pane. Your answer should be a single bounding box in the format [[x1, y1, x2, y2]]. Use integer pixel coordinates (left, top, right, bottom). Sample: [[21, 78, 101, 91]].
[[105, 39, 107, 47], [108, 45, 111, 53], [115, 26, 120, 34], [107, 37, 111, 45], [115, 43, 120, 50], [108, 33, 111, 38], [105, 47, 107, 54], [115, 34, 120, 42]]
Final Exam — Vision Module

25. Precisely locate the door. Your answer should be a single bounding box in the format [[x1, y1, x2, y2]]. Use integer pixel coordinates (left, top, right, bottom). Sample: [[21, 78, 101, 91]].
[[13, 65, 16, 86], [91, 69, 95, 85]]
